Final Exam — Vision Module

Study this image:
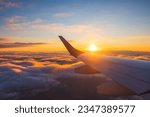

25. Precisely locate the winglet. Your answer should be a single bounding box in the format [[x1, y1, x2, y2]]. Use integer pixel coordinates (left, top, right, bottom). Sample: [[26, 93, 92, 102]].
[[59, 36, 83, 57]]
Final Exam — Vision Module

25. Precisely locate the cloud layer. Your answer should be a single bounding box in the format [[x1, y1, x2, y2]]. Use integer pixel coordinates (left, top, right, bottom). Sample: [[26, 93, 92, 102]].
[[0, 52, 92, 99], [0, 51, 146, 99], [0, 42, 46, 48], [0, 37, 9, 42]]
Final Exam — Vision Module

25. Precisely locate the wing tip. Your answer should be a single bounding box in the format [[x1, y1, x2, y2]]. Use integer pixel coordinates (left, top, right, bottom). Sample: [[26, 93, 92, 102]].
[[58, 35, 83, 57], [58, 35, 63, 38]]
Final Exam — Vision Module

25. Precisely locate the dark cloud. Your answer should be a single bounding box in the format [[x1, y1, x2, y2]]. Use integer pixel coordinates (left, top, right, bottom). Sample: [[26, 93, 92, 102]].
[[0, 42, 46, 48]]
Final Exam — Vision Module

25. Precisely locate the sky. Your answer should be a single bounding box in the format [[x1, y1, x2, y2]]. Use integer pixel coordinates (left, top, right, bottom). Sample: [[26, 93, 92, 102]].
[[0, 0, 150, 52]]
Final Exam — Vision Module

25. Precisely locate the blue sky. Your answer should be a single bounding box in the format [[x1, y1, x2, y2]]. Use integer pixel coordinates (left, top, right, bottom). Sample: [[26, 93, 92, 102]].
[[0, 0, 150, 51]]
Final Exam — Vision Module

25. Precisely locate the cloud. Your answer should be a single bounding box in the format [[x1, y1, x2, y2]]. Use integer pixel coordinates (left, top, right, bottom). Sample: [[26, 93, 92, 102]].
[[0, 0, 21, 9], [0, 37, 10, 42], [52, 12, 72, 18], [3, 23, 25, 30], [1, 16, 43, 30], [32, 23, 91, 33], [109, 50, 150, 61], [0, 52, 101, 99], [0, 51, 146, 99], [1, 15, 94, 34], [30, 22, 102, 39], [1, 16, 26, 30], [31, 19, 43, 24], [0, 42, 46, 48], [4, 16, 24, 24], [1, 16, 100, 38]]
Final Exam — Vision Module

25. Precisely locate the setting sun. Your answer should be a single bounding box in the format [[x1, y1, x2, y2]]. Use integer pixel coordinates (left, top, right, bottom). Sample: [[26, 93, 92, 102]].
[[88, 44, 99, 52]]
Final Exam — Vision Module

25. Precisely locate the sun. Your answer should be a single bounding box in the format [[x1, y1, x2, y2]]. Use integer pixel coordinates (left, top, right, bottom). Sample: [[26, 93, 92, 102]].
[[88, 44, 98, 52]]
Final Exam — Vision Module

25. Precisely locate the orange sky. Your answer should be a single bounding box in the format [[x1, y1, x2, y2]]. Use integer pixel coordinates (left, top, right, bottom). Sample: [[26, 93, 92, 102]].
[[1, 35, 150, 52]]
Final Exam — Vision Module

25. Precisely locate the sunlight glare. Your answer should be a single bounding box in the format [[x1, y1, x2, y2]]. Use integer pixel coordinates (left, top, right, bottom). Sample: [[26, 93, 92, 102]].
[[88, 44, 98, 52]]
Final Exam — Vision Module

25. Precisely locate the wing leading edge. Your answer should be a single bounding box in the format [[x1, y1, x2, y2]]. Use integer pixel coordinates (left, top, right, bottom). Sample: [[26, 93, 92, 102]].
[[59, 36, 150, 99]]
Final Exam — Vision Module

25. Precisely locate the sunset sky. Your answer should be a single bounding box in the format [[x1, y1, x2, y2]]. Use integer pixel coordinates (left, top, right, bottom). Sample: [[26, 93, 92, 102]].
[[0, 0, 150, 52]]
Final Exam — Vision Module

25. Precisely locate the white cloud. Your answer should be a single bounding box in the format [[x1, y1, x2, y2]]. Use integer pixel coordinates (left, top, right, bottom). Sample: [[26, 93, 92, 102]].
[[4, 16, 24, 24]]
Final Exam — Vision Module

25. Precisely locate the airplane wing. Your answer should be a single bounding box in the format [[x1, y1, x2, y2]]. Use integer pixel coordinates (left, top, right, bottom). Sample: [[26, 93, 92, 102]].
[[59, 36, 150, 99]]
